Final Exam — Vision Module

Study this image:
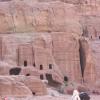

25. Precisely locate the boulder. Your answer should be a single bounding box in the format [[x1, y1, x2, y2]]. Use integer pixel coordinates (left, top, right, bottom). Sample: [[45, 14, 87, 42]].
[[9, 76, 47, 96], [0, 76, 32, 97], [0, 76, 47, 97]]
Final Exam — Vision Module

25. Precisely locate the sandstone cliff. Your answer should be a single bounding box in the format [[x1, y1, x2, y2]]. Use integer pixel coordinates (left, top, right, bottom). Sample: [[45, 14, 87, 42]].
[[0, 0, 99, 97]]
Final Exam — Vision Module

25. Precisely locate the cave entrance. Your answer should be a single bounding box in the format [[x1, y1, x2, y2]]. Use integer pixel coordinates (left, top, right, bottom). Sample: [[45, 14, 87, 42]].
[[9, 68, 21, 75]]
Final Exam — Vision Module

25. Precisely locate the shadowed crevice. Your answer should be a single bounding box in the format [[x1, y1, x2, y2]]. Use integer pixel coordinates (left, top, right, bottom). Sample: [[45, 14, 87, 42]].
[[79, 40, 86, 78], [9, 67, 21, 75]]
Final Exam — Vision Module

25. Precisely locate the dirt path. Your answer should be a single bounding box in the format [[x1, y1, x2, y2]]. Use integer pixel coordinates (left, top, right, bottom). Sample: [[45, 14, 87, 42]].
[[2, 95, 100, 100]]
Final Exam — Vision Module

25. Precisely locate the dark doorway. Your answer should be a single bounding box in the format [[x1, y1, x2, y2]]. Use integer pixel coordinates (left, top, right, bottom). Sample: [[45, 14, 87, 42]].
[[49, 64, 52, 69], [46, 74, 52, 80], [40, 65, 43, 70], [64, 76, 68, 82], [9, 68, 21, 75], [46, 73, 61, 87], [24, 61, 27, 67], [40, 74, 44, 80], [99, 36, 100, 39], [26, 73, 30, 76], [33, 63, 35, 67], [32, 92, 36, 95]]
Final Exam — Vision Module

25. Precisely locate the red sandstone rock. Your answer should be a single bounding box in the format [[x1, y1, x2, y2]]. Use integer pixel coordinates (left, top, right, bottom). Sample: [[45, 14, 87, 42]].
[[79, 38, 96, 85], [0, 76, 32, 97], [0, 0, 99, 96], [0, 76, 47, 97], [0, 0, 81, 34]]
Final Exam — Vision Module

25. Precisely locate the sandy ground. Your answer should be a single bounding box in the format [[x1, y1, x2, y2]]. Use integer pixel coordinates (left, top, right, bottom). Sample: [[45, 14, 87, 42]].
[[32, 95, 100, 100], [90, 95, 100, 100], [5, 95, 100, 100]]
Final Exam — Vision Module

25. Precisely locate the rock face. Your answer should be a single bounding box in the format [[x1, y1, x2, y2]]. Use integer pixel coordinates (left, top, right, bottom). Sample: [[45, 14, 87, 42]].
[[0, 1, 65, 33], [79, 38, 96, 85], [0, 0, 99, 96], [0, 32, 81, 83], [52, 32, 81, 82], [0, 76, 47, 97], [0, 76, 32, 97], [0, 0, 82, 84], [0, 0, 81, 34]]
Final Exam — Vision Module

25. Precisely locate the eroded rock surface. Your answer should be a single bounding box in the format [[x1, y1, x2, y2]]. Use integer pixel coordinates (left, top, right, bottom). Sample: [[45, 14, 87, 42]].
[[0, 76, 47, 97], [0, 0, 99, 97]]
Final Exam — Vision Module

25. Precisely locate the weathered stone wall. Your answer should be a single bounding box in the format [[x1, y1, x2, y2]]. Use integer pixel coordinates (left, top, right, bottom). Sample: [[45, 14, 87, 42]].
[[0, 31, 82, 83], [0, 1, 66, 33], [79, 38, 96, 85], [90, 40, 100, 82], [0, 76, 47, 97], [0, 0, 100, 91], [18, 44, 34, 66], [0, 0, 82, 35], [52, 32, 82, 82], [0, 33, 64, 84]]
